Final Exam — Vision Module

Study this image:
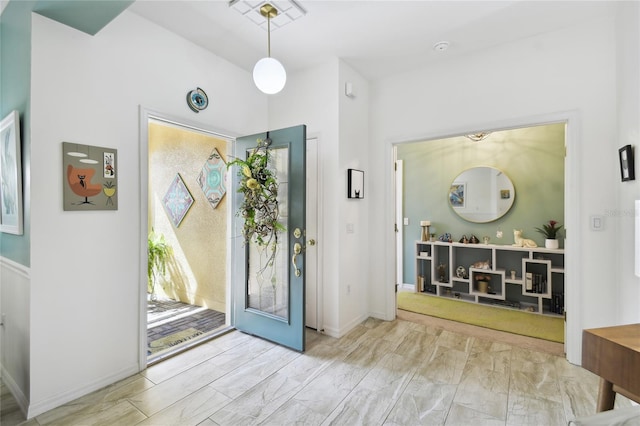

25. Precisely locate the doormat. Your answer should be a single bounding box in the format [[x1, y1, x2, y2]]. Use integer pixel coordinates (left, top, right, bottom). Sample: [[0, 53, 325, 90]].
[[148, 327, 205, 356], [397, 292, 564, 343]]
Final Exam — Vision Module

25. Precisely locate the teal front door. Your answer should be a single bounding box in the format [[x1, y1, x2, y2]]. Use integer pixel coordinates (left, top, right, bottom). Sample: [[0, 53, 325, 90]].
[[231, 125, 306, 351]]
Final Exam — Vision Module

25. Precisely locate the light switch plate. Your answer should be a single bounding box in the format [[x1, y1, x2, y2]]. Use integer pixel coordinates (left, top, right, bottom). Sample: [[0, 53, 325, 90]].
[[590, 215, 604, 231]]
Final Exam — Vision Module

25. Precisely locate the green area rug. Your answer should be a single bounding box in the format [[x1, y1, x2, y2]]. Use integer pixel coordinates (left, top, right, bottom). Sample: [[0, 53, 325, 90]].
[[398, 292, 564, 343]]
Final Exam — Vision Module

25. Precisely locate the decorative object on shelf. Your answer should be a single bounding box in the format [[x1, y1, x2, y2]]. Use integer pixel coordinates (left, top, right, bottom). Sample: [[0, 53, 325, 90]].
[[511, 270, 517, 280], [459, 234, 469, 244], [0, 110, 23, 234], [438, 232, 452, 242], [162, 173, 194, 227], [619, 144, 635, 182], [227, 136, 284, 248], [186, 87, 209, 113], [347, 168, 364, 199], [420, 220, 431, 241], [513, 229, 538, 248], [483, 236, 490, 245], [197, 147, 226, 209], [475, 273, 491, 293], [535, 220, 562, 249], [469, 234, 480, 244], [456, 265, 467, 279], [253, 3, 287, 94], [471, 259, 491, 270], [430, 233, 436, 242], [63, 142, 118, 211], [437, 263, 448, 282]]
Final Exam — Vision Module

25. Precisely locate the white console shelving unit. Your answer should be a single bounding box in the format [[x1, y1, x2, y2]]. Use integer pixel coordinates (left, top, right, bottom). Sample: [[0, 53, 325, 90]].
[[415, 240, 564, 316]]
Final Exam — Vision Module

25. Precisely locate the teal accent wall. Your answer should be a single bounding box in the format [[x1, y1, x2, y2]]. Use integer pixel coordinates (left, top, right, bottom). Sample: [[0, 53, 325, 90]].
[[33, 0, 134, 36], [398, 123, 565, 284], [0, 0, 135, 266], [0, 0, 35, 266]]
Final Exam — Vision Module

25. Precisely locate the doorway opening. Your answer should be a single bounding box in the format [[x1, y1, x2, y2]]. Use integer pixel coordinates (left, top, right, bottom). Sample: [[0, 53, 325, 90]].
[[393, 122, 566, 343], [143, 113, 234, 364]]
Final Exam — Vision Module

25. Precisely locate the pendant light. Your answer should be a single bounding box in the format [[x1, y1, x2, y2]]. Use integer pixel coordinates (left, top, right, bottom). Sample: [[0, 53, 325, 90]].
[[253, 3, 286, 94]]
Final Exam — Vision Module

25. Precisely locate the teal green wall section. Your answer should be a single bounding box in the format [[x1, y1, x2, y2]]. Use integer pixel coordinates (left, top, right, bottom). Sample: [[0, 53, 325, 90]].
[[398, 123, 565, 284], [0, 0, 35, 266], [34, 0, 134, 35], [0, 0, 133, 266]]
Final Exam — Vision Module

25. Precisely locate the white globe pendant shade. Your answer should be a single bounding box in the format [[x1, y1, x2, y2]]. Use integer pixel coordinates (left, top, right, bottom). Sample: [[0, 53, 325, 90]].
[[253, 57, 287, 94]]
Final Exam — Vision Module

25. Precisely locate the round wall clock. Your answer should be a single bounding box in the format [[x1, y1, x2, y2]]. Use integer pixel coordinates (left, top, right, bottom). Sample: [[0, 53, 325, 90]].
[[186, 87, 208, 113]]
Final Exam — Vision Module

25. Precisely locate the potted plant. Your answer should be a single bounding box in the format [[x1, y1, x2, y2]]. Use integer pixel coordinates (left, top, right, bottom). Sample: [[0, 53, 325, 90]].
[[475, 273, 491, 293], [148, 230, 173, 301], [535, 220, 563, 249]]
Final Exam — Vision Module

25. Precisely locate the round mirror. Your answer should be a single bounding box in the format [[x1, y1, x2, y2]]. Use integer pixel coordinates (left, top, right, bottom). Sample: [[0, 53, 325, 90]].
[[449, 166, 515, 223]]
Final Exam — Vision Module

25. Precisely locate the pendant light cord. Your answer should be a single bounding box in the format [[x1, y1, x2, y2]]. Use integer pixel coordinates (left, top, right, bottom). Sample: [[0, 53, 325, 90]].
[[267, 13, 271, 57]]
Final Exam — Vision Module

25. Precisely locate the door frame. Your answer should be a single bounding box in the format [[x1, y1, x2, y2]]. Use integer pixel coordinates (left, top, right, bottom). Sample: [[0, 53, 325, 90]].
[[387, 110, 580, 362], [305, 136, 323, 331], [137, 106, 236, 369]]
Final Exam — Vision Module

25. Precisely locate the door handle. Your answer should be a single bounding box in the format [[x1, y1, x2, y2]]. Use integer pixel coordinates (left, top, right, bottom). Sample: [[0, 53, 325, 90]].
[[292, 242, 302, 277]]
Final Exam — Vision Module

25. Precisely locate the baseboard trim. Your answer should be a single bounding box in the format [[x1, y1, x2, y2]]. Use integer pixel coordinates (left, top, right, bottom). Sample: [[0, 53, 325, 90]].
[[1, 366, 29, 419], [26, 363, 140, 418]]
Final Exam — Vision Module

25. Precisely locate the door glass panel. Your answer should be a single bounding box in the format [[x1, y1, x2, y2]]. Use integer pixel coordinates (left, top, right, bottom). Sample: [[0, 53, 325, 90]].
[[247, 146, 289, 319]]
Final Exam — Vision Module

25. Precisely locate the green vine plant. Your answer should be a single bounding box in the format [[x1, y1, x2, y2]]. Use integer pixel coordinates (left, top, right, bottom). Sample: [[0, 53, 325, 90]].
[[228, 138, 285, 276], [148, 229, 173, 301]]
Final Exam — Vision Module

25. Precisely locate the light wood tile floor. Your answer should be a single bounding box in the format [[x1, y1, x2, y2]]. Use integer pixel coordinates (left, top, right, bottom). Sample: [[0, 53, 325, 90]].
[[2, 314, 634, 425]]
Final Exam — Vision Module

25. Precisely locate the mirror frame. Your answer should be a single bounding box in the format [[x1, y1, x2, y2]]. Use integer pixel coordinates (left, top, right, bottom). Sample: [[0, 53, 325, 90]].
[[448, 166, 515, 223]]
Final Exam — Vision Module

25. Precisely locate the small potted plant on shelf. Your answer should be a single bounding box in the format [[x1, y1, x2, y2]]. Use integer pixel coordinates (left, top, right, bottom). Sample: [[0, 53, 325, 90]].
[[535, 220, 563, 249], [475, 273, 491, 293]]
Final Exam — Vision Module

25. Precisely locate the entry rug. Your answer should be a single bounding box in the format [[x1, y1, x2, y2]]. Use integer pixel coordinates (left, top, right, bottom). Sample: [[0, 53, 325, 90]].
[[397, 291, 564, 343], [148, 327, 205, 356]]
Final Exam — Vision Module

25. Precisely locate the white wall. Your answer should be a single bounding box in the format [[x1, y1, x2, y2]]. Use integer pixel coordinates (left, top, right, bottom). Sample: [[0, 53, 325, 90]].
[[615, 1, 640, 324], [369, 16, 621, 364], [338, 62, 370, 329], [269, 59, 370, 337], [26, 11, 266, 416]]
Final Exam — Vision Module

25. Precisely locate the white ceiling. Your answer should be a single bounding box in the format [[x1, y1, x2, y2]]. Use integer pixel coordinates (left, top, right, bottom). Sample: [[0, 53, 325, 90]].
[[128, 0, 616, 81]]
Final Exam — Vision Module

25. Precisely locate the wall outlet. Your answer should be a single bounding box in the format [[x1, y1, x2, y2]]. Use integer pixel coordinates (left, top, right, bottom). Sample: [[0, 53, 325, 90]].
[[403, 217, 409, 225]]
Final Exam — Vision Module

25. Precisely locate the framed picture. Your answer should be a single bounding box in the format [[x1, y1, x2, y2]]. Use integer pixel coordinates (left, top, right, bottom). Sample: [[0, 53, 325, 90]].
[[449, 182, 466, 208], [0, 110, 24, 235], [63, 142, 118, 211], [163, 173, 194, 227], [619, 145, 635, 182], [347, 169, 364, 199]]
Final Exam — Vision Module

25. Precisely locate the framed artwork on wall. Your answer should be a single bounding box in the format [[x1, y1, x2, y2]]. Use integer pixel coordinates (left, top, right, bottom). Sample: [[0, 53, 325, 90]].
[[619, 145, 635, 182], [197, 148, 227, 209], [163, 173, 194, 227], [63, 142, 118, 211], [449, 182, 466, 208], [0, 110, 24, 234], [347, 169, 364, 199]]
